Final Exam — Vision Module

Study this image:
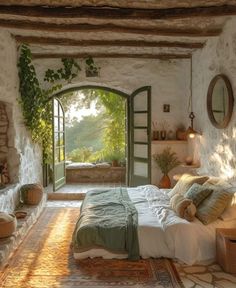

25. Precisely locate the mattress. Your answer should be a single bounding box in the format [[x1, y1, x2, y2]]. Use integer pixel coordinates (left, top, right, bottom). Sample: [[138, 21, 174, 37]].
[[73, 185, 236, 265]]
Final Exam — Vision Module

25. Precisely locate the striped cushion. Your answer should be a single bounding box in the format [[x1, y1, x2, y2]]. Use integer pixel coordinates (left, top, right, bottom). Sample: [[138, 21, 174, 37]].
[[184, 183, 213, 207], [169, 174, 209, 198], [196, 187, 233, 225]]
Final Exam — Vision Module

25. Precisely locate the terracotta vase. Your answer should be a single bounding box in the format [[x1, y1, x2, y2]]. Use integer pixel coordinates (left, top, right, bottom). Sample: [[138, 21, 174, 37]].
[[159, 174, 171, 188], [111, 160, 119, 167], [160, 130, 167, 140]]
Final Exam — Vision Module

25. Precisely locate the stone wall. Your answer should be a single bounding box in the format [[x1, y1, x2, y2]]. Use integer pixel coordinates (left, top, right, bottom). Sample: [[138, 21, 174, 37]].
[[35, 56, 190, 185], [35, 57, 190, 134], [66, 166, 126, 183], [191, 17, 236, 180], [0, 30, 43, 213], [0, 102, 8, 163]]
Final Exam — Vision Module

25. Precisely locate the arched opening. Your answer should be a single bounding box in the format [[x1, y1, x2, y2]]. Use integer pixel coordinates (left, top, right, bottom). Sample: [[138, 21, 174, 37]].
[[51, 84, 151, 191], [52, 85, 129, 191]]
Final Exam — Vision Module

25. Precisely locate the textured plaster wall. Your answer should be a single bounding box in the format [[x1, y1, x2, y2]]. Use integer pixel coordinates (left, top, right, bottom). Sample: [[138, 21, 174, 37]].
[[191, 17, 236, 180], [0, 30, 43, 213], [35, 57, 190, 185]]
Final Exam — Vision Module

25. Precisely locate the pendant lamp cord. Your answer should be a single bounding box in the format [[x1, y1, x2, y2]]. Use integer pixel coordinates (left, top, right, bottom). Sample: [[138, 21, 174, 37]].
[[188, 55, 193, 113], [188, 55, 195, 128]]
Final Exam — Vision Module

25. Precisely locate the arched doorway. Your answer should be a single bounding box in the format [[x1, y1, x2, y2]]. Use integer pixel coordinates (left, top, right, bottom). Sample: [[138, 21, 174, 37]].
[[51, 85, 151, 191]]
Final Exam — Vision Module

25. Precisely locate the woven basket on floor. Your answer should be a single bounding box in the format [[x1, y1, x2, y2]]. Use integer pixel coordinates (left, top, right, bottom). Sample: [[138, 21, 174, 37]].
[[20, 183, 43, 205], [0, 212, 17, 238]]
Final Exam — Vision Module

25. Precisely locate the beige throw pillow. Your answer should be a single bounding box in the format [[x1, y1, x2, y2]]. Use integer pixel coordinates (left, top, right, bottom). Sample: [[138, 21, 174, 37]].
[[184, 183, 213, 207], [170, 194, 196, 222], [196, 187, 233, 225], [220, 190, 236, 221], [203, 178, 236, 222], [169, 174, 209, 198]]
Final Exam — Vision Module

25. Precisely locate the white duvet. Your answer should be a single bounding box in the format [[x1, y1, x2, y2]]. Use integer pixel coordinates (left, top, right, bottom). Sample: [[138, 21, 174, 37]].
[[74, 185, 236, 265]]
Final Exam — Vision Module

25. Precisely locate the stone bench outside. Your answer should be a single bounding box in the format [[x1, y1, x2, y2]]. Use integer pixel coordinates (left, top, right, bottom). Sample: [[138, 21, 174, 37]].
[[66, 166, 126, 183]]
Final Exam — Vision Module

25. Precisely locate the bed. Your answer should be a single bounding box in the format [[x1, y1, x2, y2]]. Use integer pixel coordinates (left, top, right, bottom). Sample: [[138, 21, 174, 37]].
[[72, 184, 236, 265]]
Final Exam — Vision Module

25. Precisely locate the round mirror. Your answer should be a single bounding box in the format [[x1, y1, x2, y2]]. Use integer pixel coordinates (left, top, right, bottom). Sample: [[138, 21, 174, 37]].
[[207, 74, 234, 128]]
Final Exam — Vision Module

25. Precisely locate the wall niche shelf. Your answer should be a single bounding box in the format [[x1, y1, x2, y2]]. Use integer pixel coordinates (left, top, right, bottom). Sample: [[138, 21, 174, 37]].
[[180, 164, 200, 168], [152, 140, 187, 144]]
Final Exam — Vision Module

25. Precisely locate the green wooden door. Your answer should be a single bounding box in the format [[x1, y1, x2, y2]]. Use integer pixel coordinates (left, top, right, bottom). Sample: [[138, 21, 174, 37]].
[[129, 86, 151, 186], [53, 97, 66, 191]]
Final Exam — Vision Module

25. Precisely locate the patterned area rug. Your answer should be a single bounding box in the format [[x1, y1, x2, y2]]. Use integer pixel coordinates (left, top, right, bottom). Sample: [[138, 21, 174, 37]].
[[0, 207, 184, 288]]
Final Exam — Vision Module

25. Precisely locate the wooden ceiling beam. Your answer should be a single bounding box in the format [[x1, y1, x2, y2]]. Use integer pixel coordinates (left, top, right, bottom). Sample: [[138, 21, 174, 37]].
[[14, 35, 205, 49], [0, 20, 221, 37], [32, 52, 191, 60], [0, 5, 236, 20]]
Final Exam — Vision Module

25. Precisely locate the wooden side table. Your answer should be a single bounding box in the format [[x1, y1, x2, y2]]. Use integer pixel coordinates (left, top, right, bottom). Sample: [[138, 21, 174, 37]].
[[216, 228, 236, 273]]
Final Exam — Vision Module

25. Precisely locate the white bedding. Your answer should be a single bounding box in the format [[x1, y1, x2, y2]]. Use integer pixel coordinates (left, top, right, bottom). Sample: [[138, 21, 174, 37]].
[[74, 185, 236, 265]]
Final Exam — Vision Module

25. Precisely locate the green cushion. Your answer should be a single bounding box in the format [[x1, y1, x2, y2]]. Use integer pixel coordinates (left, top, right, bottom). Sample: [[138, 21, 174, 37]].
[[196, 187, 233, 225], [184, 183, 213, 207]]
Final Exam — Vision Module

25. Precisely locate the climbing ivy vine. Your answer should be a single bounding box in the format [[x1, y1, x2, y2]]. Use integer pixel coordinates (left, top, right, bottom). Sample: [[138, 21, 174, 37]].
[[44, 58, 81, 84], [17, 44, 81, 163]]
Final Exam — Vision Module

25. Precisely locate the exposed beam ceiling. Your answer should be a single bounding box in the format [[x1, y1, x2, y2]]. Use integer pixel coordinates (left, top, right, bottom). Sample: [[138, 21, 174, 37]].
[[14, 35, 205, 49], [1, 1, 232, 60], [0, 20, 222, 37], [0, 5, 236, 20], [32, 52, 191, 60], [2, 0, 236, 9]]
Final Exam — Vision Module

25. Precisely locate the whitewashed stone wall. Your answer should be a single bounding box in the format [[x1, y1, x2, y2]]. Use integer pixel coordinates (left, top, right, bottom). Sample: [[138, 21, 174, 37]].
[[191, 17, 236, 180], [0, 30, 43, 213], [35, 57, 189, 132], [35, 56, 190, 185]]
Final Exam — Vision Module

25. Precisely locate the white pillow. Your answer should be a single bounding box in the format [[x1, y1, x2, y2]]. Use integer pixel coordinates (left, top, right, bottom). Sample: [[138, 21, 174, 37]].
[[66, 162, 95, 169], [95, 162, 111, 168]]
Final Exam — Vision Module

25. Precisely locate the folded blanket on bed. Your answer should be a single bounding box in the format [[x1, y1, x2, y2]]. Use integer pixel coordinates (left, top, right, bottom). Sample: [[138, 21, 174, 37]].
[[72, 187, 139, 260]]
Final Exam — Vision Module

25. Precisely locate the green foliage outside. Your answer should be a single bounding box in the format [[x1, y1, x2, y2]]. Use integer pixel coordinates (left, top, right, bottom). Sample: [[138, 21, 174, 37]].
[[68, 147, 93, 162], [65, 89, 126, 164], [66, 114, 104, 154], [152, 147, 180, 175]]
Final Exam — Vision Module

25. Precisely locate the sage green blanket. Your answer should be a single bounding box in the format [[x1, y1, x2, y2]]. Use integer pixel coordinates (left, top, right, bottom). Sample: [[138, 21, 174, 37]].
[[72, 187, 139, 260]]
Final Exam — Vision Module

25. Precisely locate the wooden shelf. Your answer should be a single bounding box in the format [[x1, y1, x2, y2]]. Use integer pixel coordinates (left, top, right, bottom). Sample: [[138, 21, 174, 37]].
[[152, 140, 187, 144], [180, 164, 200, 168]]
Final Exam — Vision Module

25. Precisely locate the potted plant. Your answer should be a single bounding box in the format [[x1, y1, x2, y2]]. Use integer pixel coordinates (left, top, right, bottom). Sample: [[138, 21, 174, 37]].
[[152, 147, 180, 188], [105, 150, 124, 167]]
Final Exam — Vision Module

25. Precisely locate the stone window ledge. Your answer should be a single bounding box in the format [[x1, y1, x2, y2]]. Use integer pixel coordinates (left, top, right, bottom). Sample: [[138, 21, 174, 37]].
[[0, 193, 47, 269]]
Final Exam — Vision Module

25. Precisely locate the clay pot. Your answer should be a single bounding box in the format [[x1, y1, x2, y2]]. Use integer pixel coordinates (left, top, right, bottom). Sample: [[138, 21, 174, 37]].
[[176, 129, 187, 141], [159, 174, 171, 189], [185, 156, 193, 165], [20, 183, 43, 205], [160, 130, 167, 140], [0, 212, 17, 238], [153, 131, 159, 140], [111, 160, 119, 167]]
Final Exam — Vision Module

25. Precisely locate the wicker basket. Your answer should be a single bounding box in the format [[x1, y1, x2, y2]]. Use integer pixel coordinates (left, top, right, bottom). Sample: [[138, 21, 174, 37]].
[[20, 183, 43, 205], [0, 212, 17, 238]]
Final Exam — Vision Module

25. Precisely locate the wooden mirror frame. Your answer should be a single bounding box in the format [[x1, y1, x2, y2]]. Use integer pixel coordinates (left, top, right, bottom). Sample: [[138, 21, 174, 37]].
[[207, 74, 234, 129]]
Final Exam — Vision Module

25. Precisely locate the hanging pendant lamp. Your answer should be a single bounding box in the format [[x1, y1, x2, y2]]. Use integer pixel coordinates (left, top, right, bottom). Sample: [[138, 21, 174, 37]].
[[187, 56, 201, 139]]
